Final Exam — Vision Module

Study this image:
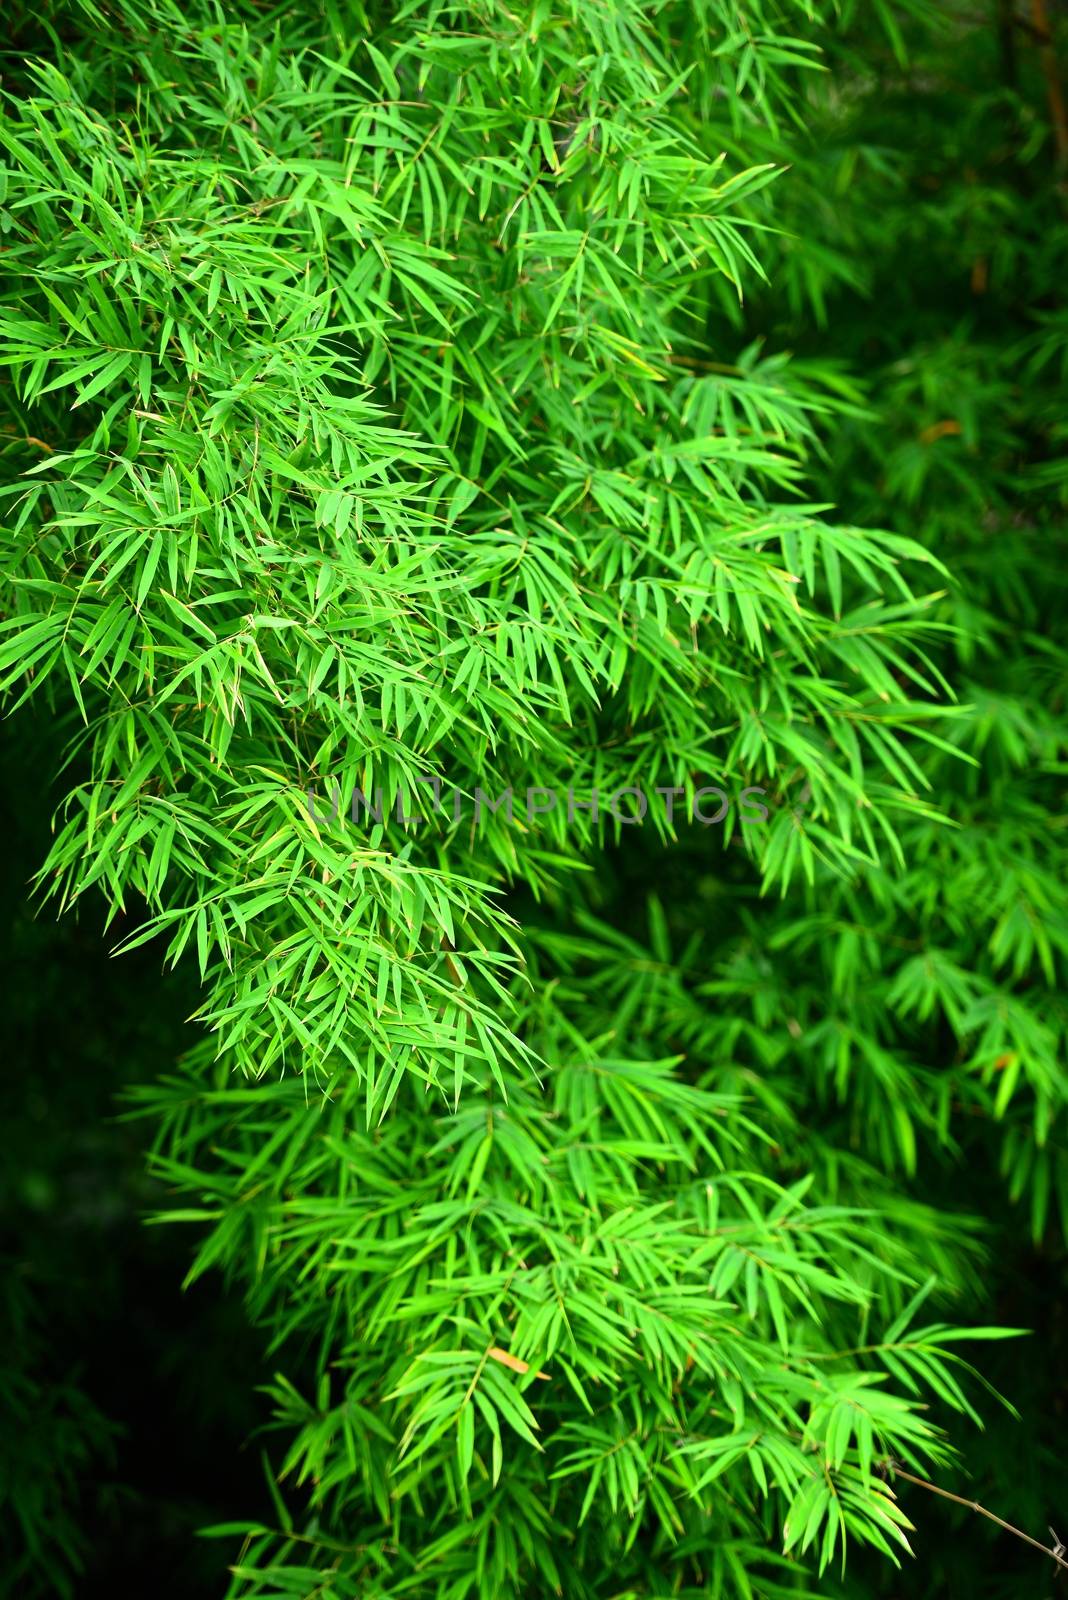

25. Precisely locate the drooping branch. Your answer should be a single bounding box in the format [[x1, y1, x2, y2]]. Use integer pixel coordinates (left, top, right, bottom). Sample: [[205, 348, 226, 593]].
[[885, 1462, 1068, 1573]]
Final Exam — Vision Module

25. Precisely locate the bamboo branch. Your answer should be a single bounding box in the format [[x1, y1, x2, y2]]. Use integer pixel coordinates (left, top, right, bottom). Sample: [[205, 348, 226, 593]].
[[886, 1463, 1068, 1572], [1031, 0, 1068, 169]]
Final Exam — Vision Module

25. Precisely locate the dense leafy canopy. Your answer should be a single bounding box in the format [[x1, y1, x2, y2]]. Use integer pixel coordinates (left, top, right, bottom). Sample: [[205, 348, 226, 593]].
[[2, 1, 1067, 1596]]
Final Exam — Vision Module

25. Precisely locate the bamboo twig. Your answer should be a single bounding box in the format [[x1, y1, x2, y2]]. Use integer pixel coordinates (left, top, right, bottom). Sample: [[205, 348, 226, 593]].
[[886, 1463, 1068, 1572]]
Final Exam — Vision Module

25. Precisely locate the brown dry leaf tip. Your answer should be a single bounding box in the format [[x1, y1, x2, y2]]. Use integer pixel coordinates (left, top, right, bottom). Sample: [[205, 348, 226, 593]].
[[918, 419, 963, 444], [487, 1346, 549, 1379]]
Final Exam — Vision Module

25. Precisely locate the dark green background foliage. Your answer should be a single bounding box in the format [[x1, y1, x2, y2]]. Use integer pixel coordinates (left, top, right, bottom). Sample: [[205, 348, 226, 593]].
[[1, 0, 1066, 1595]]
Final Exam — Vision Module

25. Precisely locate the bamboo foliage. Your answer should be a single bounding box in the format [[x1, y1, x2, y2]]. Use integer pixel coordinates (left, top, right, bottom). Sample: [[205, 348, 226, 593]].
[[1, 1, 1066, 1596]]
